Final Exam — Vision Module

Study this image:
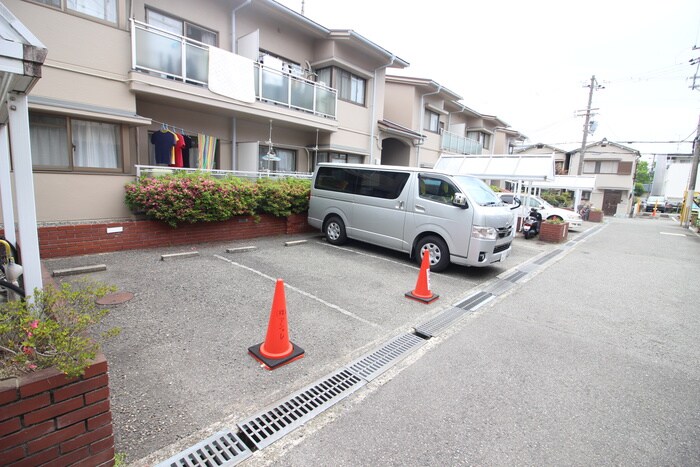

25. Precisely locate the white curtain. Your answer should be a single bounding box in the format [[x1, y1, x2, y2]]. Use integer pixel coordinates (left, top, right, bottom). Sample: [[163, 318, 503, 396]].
[[72, 120, 120, 168], [30, 116, 69, 167]]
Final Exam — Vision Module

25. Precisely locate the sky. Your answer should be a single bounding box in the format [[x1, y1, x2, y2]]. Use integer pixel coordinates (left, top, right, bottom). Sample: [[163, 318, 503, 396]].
[[275, 0, 700, 159]]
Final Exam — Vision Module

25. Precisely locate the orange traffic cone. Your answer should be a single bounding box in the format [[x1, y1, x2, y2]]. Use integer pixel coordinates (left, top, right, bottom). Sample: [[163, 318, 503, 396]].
[[405, 252, 439, 303], [249, 279, 305, 370]]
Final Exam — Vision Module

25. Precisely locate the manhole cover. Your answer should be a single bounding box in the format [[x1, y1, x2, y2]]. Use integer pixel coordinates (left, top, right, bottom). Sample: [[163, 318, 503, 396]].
[[96, 291, 134, 305]]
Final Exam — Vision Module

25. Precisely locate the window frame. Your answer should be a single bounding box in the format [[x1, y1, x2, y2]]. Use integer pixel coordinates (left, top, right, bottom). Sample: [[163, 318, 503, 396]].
[[316, 66, 366, 106], [29, 112, 124, 173], [424, 109, 440, 133], [145, 7, 218, 46], [27, 0, 118, 25]]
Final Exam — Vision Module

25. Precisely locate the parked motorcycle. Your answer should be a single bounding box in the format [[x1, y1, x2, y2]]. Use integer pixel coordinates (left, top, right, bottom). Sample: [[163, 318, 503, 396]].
[[522, 207, 542, 239]]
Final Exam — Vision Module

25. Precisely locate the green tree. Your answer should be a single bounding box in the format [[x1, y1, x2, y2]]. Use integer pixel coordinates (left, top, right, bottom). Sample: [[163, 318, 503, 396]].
[[635, 160, 652, 186]]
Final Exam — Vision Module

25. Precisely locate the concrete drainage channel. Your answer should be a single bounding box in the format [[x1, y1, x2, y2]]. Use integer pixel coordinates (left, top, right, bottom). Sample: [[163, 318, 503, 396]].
[[155, 224, 606, 467]]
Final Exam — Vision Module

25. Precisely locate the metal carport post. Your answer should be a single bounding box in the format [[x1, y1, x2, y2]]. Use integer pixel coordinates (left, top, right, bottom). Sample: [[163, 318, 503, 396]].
[[0, 3, 47, 298]]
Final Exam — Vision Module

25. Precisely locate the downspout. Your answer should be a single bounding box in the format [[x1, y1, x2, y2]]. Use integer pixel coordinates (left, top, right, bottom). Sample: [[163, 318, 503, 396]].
[[417, 84, 441, 167], [370, 54, 395, 164]]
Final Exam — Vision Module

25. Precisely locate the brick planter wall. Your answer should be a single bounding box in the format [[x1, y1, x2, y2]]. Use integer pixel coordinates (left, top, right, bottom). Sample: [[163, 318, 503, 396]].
[[588, 210, 604, 222], [539, 222, 569, 243], [32, 213, 314, 259], [0, 354, 114, 466]]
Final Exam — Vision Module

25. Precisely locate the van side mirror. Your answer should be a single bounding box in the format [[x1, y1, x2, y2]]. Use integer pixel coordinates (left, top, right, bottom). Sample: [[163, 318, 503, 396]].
[[453, 192, 468, 208]]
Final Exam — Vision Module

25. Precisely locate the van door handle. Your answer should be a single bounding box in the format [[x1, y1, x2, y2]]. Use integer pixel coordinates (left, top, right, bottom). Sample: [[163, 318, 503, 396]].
[[415, 204, 425, 212], [397, 201, 404, 209]]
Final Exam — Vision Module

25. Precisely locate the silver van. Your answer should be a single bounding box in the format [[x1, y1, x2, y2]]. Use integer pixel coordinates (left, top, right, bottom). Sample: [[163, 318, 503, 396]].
[[308, 163, 514, 271]]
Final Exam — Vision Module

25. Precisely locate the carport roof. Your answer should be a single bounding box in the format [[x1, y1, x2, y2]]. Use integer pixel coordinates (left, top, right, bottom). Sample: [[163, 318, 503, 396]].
[[435, 153, 555, 181]]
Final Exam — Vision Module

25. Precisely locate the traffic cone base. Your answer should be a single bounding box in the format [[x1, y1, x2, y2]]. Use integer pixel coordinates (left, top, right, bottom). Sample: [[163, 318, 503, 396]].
[[405, 252, 439, 304], [249, 278, 305, 370], [249, 342, 305, 370]]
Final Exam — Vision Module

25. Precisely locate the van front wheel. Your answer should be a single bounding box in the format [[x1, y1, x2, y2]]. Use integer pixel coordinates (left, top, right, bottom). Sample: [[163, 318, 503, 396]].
[[324, 216, 347, 245], [416, 236, 449, 272]]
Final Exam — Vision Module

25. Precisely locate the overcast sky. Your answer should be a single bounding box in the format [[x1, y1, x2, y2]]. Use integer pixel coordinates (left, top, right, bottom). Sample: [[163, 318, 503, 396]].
[[276, 0, 700, 158]]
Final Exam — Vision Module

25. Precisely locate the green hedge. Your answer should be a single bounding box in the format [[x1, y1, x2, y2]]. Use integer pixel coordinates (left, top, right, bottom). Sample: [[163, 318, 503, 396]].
[[125, 172, 310, 227]]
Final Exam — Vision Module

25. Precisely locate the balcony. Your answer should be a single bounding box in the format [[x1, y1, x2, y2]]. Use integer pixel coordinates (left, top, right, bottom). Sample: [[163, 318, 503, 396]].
[[440, 129, 482, 155], [130, 19, 337, 119]]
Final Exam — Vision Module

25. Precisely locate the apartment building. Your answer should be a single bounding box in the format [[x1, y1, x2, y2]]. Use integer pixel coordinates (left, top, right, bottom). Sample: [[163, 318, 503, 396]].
[[383, 75, 523, 170], [3, 0, 408, 225]]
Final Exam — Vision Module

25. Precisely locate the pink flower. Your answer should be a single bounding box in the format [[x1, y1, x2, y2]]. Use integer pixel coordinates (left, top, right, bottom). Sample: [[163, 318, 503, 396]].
[[26, 331, 33, 338], [29, 320, 39, 329], [27, 363, 37, 370]]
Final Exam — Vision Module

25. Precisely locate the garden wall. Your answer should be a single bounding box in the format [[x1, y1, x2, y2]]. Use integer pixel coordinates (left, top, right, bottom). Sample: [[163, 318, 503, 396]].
[[31, 213, 313, 259], [0, 355, 114, 466]]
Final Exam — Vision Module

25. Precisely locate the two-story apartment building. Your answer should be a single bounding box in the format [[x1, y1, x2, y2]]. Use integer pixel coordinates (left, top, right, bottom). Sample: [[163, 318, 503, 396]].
[[383, 75, 522, 171], [517, 139, 639, 216], [3, 0, 408, 226]]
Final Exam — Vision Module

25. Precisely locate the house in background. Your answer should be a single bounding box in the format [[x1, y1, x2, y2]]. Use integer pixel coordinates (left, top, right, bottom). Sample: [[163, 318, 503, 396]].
[[517, 139, 639, 216], [650, 153, 699, 203], [2, 0, 408, 228]]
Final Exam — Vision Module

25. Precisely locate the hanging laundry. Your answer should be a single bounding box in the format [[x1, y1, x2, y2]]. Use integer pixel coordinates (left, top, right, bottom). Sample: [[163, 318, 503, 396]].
[[170, 133, 185, 168], [151, 129, 176, 165], [182, 134, 193, 168], [198, 133, 217, 170]]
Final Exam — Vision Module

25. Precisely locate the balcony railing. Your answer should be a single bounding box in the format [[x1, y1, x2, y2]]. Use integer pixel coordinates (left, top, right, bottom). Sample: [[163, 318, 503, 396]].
[[130, 19, 337, 119], [440, 129, 482, 155]]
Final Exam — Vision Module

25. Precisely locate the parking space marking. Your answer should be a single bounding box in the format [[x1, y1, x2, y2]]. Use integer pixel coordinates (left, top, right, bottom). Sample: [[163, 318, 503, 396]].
[[317, 241, 418, 270], [214, 255, 381, 329], [660, 232, 685, 237]]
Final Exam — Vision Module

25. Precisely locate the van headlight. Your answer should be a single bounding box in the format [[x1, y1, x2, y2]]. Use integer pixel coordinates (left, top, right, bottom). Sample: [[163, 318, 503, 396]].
[[472, 225, 498, 240]]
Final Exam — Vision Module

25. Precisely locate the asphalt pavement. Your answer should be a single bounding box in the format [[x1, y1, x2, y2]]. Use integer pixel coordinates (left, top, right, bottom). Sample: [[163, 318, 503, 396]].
[[43, 216, 700, 465]]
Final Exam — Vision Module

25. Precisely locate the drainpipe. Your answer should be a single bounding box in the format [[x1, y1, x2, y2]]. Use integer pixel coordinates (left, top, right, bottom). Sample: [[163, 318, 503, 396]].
[[370, 54, 395, 164], [417, 84, 441, 167]]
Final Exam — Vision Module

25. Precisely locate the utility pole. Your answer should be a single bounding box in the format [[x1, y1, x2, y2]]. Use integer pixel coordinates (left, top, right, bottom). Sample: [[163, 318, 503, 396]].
[[576, 75, 604, 175], [683, 115, 700, 227]]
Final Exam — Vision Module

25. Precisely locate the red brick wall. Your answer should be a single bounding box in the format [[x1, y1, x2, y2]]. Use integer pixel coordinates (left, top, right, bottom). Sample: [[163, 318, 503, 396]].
[[539, 222, 569, 243], [34, 213, 314, 259], [0, 354, 114, 466]]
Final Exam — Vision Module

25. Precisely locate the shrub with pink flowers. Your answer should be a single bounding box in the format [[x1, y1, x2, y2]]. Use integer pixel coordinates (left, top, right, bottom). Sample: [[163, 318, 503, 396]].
[[124, 173, 311, 227], [0, 281, 120, 379]]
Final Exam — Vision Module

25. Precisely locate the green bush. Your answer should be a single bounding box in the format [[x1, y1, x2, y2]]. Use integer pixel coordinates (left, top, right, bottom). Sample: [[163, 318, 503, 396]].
[[0, 281, 119, 379], [125, 173, 311, 227]]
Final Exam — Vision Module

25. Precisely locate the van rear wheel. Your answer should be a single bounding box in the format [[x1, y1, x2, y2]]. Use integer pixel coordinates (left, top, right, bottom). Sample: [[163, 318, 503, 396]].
[[324, 216, 347, 245], [416, 236, 449, 272]]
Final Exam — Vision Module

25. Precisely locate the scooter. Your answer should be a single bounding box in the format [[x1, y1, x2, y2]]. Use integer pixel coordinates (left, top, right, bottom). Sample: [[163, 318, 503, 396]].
[[522, 207, 542, 239]]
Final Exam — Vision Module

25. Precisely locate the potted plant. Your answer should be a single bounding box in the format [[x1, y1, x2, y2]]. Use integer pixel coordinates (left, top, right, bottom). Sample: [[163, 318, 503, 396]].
[[539, 218, 569, 243], [588, 208, 604, 222]]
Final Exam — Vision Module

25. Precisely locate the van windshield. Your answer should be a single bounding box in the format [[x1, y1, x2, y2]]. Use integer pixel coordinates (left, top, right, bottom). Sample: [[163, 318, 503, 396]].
[[453, 175, 502, 206]]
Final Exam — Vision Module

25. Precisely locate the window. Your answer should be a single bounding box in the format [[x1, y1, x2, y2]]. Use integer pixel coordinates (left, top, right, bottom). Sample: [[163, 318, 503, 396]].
[[419, 176, 457, 205], [32, 0, 117, 23], [259, 146, 296, 172], [583, 160, 618, 174], [314, 167, 409, 199], [425, 110, 440, 133], [315, 152, 364, 165], [316, 67, 366, 106], [466, 131, 491, 150], [146, 9, 217, 45], [29, 113, 122, 170]]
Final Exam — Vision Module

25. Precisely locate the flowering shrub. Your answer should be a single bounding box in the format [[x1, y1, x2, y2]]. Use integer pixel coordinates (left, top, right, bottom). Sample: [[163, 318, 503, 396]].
[[0, 281, 120, 379], [125, 173, 311, 227]]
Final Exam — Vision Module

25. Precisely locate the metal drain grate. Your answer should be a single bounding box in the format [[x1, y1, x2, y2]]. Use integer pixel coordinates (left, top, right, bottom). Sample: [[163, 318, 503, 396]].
[[483, 280, 515, 296], [156, 430, 252, 467], [347, 333, 427, 382], [534, 249, 563, 265], [502, 270, 528, 283], [237, 368, 365, 450], [414, 306, 466, 338], [454, 291, 494, 311]]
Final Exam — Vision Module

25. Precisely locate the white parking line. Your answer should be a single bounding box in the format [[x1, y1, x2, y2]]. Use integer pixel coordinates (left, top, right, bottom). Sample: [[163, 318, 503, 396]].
[[317, 241, 418, 270], [214, 254, 381, 329], [660, 232, 686, 237]]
